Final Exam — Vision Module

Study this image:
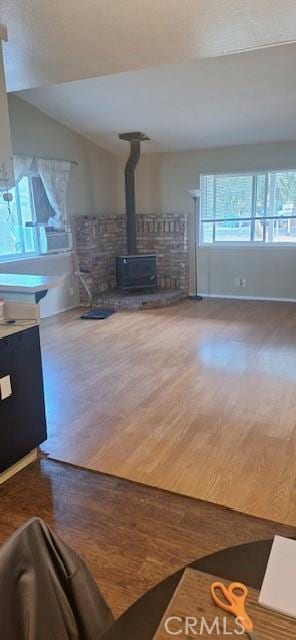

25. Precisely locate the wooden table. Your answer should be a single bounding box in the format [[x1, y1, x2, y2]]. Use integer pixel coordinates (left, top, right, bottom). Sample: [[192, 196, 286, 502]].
[[102, 539, 295, 640], [154, 568, 295, 639]]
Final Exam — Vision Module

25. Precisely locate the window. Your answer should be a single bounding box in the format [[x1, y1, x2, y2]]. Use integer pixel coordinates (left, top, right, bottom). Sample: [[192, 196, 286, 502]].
[[0, 175, 55, 260], [200, 170, 296, 245], [0, 176, 36, 258]]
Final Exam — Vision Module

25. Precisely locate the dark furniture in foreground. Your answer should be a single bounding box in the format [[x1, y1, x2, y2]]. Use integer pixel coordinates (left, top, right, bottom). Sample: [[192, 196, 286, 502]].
[[102, 539, 279, 640], [0, 325, 47, 472], [0, 517, 113, 640]]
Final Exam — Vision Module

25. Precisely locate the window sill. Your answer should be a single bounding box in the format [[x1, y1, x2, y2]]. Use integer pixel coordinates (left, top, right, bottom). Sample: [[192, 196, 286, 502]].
[[0, 251, 73, 265], [200, 243, 296, 249]]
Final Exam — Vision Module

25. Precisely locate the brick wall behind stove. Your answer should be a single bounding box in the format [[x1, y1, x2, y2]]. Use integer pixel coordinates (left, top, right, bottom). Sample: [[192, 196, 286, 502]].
[[74, 216, 126, 303], [74, 213, 189, 303], [136, 214, 189, 290]]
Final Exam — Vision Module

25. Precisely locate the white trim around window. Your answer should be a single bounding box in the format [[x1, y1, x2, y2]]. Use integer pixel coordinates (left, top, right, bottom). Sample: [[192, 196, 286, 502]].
[[200, 169, 296, 247], [200, 242, 296, 248]]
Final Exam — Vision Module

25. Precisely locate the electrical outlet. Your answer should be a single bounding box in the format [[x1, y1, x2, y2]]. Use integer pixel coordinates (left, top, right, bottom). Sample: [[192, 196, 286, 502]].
[[240, 278, 246, 288], [69, 287, 74, 296]]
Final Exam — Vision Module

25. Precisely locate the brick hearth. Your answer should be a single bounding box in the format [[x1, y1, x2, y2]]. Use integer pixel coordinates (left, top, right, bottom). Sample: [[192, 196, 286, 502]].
[[74, 213, 189, 305], [95, 288, 186, 310]]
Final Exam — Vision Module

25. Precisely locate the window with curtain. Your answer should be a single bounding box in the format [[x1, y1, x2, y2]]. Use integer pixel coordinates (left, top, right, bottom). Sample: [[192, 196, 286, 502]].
[[0, 175, 55, 259], [0, 156, 71, 260], [0, 176, 36, 258], [200, 171, 296, 245]]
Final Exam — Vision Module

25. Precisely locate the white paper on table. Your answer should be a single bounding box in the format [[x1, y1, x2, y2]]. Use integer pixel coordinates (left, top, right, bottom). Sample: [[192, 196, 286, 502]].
[[259, 535, 296, 619]]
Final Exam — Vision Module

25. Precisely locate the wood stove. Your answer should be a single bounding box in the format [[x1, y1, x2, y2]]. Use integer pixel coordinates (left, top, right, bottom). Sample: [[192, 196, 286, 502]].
[[116, 254, 156, 291], [117, 131, 157, 291]]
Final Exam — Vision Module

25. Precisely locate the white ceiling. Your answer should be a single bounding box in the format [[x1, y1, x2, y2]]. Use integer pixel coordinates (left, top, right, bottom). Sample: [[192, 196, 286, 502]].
[[17, 44, 296, 155], [2, 0, 296, 91]]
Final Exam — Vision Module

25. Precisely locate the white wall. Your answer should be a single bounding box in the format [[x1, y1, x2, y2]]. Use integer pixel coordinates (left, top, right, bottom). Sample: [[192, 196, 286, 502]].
[[9, 95, 116, 216], [198, 246, 296, 300], [1, 95, 117, 316], [116, 142, 296, 299]]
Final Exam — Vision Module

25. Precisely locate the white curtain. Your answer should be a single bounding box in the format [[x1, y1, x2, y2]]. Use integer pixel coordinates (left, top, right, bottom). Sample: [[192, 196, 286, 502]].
[[0, 155, 33, 191], [36, 158, 71, 230], [13, 155, 34, 184]]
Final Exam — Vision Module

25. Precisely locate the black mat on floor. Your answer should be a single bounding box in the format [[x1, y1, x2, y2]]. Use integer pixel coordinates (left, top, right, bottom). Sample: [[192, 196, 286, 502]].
[[80, 308, 115, 320]]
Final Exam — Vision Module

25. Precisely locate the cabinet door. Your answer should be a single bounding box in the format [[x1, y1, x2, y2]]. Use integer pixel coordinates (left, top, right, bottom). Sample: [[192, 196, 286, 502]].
[[0, 326, 47, 472]]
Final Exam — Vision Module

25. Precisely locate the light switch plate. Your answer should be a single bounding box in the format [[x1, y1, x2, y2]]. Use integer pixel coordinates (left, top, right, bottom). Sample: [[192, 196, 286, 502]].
[[0, 375, 12, 400]]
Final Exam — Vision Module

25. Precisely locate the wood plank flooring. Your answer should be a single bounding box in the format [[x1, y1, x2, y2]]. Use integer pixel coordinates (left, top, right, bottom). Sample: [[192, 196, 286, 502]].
[[41, 299, 296, 526], [1, 459, 295, 619]]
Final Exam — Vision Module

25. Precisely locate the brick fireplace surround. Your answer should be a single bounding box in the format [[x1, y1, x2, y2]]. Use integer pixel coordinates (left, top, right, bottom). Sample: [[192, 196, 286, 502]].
[[74, 213, 189, 306]]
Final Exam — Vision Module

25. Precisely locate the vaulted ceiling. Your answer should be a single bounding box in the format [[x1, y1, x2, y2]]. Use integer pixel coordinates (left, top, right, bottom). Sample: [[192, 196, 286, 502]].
[[17, 44, 296, 154], [2, 0, 296, 91], [2, 0, 296, 154]]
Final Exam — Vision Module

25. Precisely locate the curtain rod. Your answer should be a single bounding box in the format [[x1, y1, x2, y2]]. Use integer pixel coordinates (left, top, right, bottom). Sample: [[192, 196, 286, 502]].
[[31, 155, 78, 166]]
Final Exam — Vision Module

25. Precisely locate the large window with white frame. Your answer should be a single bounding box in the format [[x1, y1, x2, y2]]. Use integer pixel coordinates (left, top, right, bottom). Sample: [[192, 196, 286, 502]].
[[200, 170, 296, 245]]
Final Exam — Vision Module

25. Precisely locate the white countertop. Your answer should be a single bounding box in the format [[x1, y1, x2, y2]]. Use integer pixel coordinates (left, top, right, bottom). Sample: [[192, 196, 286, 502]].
[[0, 274, 61, 293], [0, 319, 38, 340]]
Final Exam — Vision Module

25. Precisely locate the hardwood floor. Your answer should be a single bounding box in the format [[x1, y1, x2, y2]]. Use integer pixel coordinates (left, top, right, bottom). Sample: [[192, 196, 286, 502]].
[[41, 298, 296, 526], [0, 459, 295, 619]]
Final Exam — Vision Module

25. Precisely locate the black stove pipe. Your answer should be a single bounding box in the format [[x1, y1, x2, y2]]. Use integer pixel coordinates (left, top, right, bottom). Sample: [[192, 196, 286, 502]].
[[125, 138, 140, 254], [119, 131, 150, 255]]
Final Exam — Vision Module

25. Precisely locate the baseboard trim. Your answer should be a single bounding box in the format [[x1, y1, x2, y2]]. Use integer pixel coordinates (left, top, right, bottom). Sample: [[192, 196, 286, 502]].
[[41, 304, 78, 319], [0, 449, 38, 485], [198, 293, 296, 303]]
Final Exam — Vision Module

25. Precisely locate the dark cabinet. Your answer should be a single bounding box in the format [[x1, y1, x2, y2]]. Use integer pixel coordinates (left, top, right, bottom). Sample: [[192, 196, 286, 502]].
[[0, 326, 47, 472]]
